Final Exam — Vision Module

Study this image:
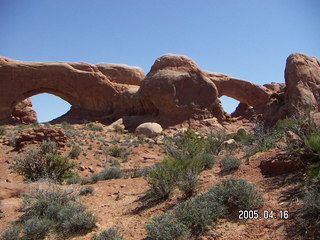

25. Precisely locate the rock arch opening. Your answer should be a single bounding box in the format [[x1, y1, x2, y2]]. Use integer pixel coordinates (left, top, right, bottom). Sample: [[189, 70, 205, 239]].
[[30, 93, 71, 123], [219, 96, 240, 114]]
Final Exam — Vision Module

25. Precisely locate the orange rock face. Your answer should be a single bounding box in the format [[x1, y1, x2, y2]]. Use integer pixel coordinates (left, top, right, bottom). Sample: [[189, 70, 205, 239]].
[[12, 98, 38, 124], [1, 53, 319, 126]]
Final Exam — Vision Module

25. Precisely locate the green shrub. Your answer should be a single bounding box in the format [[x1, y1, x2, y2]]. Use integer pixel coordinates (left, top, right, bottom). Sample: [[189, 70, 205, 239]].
[[205, 131, 228, 155], [86, 123, 103, 131], [97, 167, 123, 180], [245, 123, 278, 158], [299, 183, 320, 238], [134, 165, 156, 178], [175, 192, 225, 233], [79, 186, 94, 196], [113, 124, 124, 134], [163, 129, 207, 159], [195, 153, 215, 170], [306, 162, 320, 179], [2, 226, 21, 240], [220, 177, 264, 211], [0, 126, 6, 136], [22, 217, 52, 240], [145, 213, 190, 240], [221, 156, 241, 173], [10, 140, 75, 182], [69, 145, 82, 159], [145, 162, 176, 201], [304, 134, 320, 156], [91, 227, 124, 240], [57, 204, 97, 234], [11, 184, 97, 238]]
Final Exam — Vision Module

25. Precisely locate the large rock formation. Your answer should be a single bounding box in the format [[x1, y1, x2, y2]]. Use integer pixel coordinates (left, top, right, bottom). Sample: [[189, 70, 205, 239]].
[[12, 98, 38, 124], [205, 72, 271, 107], [1, 53, 319, 127], [284, 53, 320, 114], [0, 57, 145, 124], [138, 54, 225, 122], [263, 53, 320, 123]]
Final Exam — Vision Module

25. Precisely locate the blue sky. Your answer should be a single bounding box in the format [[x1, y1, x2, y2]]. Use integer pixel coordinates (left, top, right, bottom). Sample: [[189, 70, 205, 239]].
[[1, 0, 319, 122]]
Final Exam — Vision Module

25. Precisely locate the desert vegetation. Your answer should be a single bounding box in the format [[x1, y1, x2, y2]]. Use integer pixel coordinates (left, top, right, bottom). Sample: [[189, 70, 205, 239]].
[[1, 112, 320, 240]]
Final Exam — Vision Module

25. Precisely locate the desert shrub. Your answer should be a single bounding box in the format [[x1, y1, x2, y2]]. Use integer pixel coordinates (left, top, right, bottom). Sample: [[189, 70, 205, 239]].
[[176, 168, 199, 197], [107, 146, 125, 158], [144, 161, 176, 201], [219, 177, 264, 211], [274, 118, 302, 134], [69, 145, 82, 159], [163, 129, 208, 159], [195, 153, 216, 170], [205, 131, 228, 155], [145, 213, 190, 240], [2, 226, 21, 240], [86, 123, 103, 131], [22, 217, 53, 240], [134, 165, 156, 178], [66, 176, 91, 185], [0, 126, 6, 136], [91, 227, 124, 240], [221, 156, 241, 173], [113, 124, 124, 134], [10, 184, 97, 238], [10, 140, 75, 182], [97, 167, 123, 181], [145, 156, 204, 200], [304, 134, 320, 156], [175, 192, 225, 233], [79, 186, 94, 196], [245, 123, 278, 157], [306, 162, 320, 179], [299, 182, 320, 238], [57, 204, 96, 235]]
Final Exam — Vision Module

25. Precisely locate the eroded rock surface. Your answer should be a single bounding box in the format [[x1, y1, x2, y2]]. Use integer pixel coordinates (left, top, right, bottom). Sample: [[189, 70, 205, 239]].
[[1, 53, 319, 127], [12, 98, 38, 124]]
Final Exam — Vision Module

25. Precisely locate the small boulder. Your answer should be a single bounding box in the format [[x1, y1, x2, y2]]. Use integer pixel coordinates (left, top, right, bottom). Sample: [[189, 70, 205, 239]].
[[135, 122, 163, 137]]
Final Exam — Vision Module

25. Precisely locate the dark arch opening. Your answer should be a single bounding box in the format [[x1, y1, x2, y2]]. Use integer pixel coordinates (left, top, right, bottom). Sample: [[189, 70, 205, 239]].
[[30, 93, 71, 123]]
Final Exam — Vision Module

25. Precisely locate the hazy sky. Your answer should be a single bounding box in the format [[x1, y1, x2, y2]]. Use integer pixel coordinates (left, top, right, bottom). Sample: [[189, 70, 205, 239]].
[[1, 0, 319, 122]]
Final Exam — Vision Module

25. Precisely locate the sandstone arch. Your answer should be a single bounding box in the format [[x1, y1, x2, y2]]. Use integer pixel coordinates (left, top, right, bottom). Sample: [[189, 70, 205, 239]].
[[0, 57, 144, 123], [205, 71, 271, 107]]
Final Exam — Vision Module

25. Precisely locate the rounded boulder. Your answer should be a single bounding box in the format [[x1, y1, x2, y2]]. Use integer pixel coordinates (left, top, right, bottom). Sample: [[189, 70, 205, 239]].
[[135, 122, 163, 137]]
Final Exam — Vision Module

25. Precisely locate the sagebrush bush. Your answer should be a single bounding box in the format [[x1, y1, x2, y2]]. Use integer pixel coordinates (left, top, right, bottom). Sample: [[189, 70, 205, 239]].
[[5, 184, 97, 238], [145, 162, 176, 200], [57, 204, 97, 234], [79, 186, 94, 196], [299, 183, 320, 238], [195, 153, 215, 170], [145, 156, 205, 200], [2, 226, 21, 240], [221, 156, 241, 173], [10, 140, 75, 182], [86, 123, 103, 131], [97, 167, 123, 181], [145, 213, 190, 240], [91, 227, 124, 240], [134, 165, 156, 178], [220, 177, 264, 211], [113, 124, 124, 134], [22, 217, 52, 240], [69, 145, 82, 159], [175, 192, 225, 233], [163, 129, 207, 159]]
